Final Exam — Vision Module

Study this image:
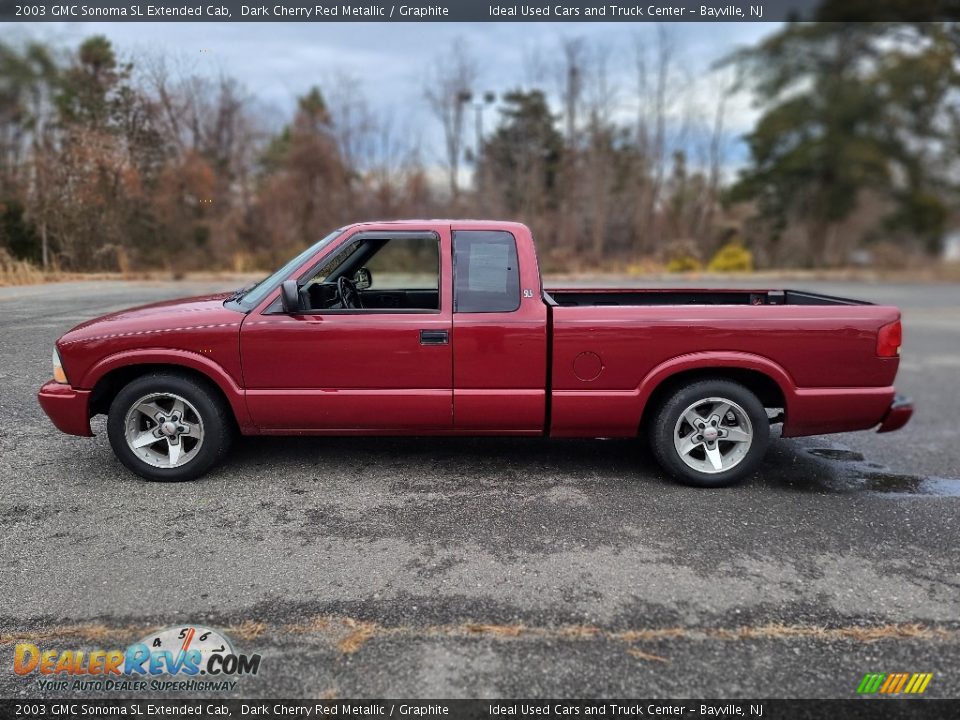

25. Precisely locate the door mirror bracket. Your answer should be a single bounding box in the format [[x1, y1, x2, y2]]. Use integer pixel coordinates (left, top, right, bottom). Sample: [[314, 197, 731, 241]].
[[280, 280, 301, 313]]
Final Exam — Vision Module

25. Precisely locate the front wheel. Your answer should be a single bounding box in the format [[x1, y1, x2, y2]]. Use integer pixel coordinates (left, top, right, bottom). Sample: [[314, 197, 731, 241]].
[[107, 373, 234, 482], [649, 379, 769, 488]]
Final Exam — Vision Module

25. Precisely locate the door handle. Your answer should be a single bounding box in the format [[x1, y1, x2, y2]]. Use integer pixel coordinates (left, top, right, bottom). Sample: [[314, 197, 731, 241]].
[[419, 330, 449, 345]]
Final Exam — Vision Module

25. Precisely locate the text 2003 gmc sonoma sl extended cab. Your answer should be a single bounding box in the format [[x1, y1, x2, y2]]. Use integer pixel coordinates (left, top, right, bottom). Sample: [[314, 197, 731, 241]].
[[39, 220, 913, 487]]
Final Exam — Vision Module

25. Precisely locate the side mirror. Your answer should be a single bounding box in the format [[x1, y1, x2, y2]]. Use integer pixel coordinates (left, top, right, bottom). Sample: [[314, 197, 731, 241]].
[[280, 280, 301, 313], [353, 267, 372, 290]]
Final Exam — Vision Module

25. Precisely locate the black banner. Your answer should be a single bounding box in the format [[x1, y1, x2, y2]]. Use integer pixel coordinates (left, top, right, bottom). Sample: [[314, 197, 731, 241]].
[[2, 0, 960, 23], [2, 700, 960, 719]]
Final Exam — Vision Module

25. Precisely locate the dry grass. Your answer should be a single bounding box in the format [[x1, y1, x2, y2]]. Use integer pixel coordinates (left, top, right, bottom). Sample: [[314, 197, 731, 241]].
[[337, 618, 379, 654], [0, 623, 156, 646], [704, 622, 945, 642], [276, 615, 954, 658], [554, 625, 602, 639], [463, 622, 525, 638], [616, 628, 689, 642], [0, 250, 46, 286], [2, 617, 950, 656], [0, 254, 264, 288], [225, 620, 267, 641], [285, 616, 332, 634]]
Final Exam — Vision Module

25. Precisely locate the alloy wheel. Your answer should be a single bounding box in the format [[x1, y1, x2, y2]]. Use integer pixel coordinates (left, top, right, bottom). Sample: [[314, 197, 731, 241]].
[[672, 396, 753, 474], [123, 392, 205, 469]]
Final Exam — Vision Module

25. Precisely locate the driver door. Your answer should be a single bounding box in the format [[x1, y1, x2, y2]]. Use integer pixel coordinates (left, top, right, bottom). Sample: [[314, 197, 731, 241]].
[[239, 227, 453, 432]]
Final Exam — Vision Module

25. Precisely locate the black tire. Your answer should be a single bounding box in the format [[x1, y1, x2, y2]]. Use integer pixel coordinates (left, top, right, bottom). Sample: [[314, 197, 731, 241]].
[[107, 372, 234, 482], [649, 378, 769, 488]]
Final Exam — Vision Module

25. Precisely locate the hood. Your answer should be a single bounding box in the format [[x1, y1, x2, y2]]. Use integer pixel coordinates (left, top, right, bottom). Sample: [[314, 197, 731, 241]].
[[59, 292, 239, 346]]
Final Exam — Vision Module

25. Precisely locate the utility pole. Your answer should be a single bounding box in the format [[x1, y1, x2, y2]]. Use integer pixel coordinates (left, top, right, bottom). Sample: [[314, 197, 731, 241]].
[[560, 41, 582, 252], [473, 91, 496, 210], [453, 89, 473, 202], [474, 91, 496, 158]]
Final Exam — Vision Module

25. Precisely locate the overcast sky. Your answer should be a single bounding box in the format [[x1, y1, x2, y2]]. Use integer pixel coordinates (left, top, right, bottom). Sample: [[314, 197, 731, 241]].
[[8, 21, 780, 173]]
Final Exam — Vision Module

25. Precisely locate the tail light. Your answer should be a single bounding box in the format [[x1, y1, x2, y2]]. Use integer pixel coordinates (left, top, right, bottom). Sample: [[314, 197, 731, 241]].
[[876, 319, 902, 357]]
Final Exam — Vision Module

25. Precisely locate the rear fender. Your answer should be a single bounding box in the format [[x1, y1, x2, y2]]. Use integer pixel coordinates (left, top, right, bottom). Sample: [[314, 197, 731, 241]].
[[637, 351, 796, 425]]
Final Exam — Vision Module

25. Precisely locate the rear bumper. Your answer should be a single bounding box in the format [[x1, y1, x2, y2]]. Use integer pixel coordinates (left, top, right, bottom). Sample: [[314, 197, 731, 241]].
[[37, 380, 93, 437], [783, 386, 915, 437], [877, 394, 914, 434], [782, 386, 896, 437]]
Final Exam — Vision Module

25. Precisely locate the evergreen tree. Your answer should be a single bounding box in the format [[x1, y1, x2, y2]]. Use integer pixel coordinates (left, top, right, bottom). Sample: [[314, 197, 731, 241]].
[[726, 17, 959, 264]]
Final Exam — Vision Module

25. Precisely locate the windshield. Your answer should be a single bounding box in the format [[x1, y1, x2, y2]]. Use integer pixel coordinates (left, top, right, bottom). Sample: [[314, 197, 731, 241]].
[[233, 229, 344, 310]]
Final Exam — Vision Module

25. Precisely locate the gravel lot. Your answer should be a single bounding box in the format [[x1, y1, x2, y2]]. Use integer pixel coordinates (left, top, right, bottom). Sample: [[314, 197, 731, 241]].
[[0, 278, 958, 699]]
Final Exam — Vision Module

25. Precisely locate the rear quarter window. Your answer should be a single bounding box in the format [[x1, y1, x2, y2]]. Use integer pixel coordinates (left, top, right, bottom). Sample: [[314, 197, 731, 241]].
[[453, 230, 521, 313]]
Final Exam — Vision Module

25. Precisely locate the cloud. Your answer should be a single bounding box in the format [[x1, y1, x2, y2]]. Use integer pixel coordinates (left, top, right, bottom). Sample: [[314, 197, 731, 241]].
[[24, 20, 780, 169]]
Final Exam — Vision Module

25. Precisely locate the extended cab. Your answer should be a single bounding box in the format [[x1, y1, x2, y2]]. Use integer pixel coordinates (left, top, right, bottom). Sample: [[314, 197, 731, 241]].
[[38, 220, 913, 487]]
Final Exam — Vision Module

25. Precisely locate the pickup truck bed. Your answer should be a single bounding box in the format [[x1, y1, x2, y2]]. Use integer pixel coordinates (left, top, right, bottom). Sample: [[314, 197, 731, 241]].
[[545, 293, 902, 440], [546, 289, 867, 307]]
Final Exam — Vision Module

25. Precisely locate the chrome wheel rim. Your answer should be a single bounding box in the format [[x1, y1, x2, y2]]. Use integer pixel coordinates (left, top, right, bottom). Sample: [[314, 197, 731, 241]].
[[123, 393, 204, 469], [673, 396, 753, 475]]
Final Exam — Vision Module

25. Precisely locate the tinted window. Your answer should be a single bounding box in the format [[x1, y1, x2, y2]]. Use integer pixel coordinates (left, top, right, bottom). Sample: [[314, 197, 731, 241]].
[[453, 230, 520, 313]]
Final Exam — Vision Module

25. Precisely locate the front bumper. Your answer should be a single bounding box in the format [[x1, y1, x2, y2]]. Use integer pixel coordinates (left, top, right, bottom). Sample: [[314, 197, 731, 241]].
[[37, 380, 93, 437], [877, 393, 914, 434]]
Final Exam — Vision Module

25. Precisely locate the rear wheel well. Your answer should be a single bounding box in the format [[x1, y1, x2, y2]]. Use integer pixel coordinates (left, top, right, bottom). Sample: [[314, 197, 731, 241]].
[[89, 364, 235, 423], [639, 368, 785, 435]]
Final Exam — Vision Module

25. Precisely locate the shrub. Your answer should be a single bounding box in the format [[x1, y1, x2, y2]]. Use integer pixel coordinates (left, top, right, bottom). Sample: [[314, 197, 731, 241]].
[[708, 240, 754, 273], [666, 254, 702, 273], [0, 248, 45, 285], [664, 239, 703, 273]]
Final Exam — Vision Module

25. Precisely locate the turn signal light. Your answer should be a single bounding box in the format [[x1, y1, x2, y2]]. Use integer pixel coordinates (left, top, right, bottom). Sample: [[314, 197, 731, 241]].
[[52, 348, 68, 384], [877, 320, 902, 357]]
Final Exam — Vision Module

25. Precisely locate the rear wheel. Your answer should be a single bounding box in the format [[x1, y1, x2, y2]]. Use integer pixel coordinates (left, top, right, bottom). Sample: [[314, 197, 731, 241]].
[[107, 373, 234, 482], [649, 379, 769, 488]]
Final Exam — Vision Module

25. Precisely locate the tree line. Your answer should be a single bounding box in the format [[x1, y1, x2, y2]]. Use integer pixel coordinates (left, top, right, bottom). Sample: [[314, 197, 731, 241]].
[[1, 15, 958, 276]]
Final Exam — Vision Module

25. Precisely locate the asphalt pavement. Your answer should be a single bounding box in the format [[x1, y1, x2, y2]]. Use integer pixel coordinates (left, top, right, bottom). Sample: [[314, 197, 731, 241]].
[[0, 278, 958, 700]]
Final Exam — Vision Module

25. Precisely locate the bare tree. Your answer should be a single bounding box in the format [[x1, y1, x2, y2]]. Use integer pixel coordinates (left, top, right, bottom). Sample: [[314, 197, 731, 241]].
[[633, 25, 682, 255], [582, 42, 620, 259], [695, 66, 738, 245], [557, 38, 584, 252]]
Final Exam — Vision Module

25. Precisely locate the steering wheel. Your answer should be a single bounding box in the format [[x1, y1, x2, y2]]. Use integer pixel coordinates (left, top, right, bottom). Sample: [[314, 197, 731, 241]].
[[337, 275, 363, 309]]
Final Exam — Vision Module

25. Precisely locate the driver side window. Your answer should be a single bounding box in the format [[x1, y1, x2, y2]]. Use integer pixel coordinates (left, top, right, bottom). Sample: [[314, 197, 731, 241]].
[[364, 238, 439, 291], [302, 235, 440, 312]]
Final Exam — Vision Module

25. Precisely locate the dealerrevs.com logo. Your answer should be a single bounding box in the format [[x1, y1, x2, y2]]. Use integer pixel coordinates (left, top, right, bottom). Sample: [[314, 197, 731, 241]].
[[13, 625, 262, 692], [857, 672, 933, 695]]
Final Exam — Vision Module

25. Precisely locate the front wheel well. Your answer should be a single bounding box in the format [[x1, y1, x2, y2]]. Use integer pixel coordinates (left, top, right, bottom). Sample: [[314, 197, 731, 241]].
[[639, 368, 786, 435], [89, 364, 235, 423]]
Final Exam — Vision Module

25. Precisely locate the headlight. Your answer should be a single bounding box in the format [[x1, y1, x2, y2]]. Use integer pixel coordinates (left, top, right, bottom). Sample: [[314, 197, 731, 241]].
[[52, 348, 68, 384]]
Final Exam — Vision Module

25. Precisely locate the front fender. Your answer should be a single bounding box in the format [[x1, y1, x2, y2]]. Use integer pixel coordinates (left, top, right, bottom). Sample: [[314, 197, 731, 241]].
[[80, 348, 254, 431]]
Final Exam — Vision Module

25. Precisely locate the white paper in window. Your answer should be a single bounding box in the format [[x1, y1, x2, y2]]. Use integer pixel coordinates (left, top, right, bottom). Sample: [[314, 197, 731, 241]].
[[467, 242, 510, 293]]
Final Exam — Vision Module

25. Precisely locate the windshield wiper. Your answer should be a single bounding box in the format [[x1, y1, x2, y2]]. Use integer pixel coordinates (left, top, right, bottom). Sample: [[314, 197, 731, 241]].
[[228, 281, 259, 302]]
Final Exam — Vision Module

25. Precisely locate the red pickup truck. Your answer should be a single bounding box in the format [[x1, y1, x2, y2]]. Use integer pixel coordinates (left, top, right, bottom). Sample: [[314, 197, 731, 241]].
[[38, 220, 913, 487]]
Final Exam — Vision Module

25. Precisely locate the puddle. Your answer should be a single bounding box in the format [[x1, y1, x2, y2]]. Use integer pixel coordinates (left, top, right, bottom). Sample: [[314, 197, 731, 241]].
[[807, 448, 865, 462], [910, 477, 960, 497], [857, 472, 960, 497], [802, 447, 960, 497]]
